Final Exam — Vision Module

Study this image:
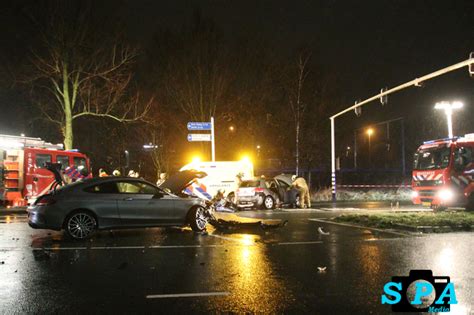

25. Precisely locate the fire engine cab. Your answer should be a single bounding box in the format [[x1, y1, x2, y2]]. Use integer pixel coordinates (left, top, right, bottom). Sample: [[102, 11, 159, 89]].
[[0, 134, 90, 207], [412, 133, 474, 210]]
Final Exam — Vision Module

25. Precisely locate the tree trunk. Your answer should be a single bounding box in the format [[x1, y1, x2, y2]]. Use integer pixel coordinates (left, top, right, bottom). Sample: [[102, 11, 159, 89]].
[[62, 63, 73, 150], [63, 110, 73, 150]]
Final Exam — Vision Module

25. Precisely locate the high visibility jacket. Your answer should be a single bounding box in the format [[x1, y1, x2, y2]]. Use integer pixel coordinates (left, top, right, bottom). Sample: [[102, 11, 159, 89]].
[[292, 177, 309, 191]]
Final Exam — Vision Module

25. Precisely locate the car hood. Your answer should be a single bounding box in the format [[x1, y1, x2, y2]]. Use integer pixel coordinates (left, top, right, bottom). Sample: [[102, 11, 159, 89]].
[[274, 174, 294, 186], [160, 170, 208, 194]]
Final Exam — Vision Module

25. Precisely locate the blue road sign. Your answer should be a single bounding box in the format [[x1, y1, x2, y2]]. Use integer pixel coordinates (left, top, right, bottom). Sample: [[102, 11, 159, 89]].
[[187, 122, 212, 130], [187, 134, 212, 142]]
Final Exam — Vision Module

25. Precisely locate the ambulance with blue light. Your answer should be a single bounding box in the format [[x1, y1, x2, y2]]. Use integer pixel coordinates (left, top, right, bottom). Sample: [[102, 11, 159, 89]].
[[179, 159, 254, 201]]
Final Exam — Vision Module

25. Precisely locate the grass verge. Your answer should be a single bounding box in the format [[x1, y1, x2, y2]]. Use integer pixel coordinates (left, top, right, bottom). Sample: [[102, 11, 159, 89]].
[[333, 211, 474, 231]]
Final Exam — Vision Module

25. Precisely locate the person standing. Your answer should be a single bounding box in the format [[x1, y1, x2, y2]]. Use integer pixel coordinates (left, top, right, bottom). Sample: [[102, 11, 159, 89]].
[[291, 175, 311, 208], [98, 168, 108, 177], [156, 172, 167, 186]]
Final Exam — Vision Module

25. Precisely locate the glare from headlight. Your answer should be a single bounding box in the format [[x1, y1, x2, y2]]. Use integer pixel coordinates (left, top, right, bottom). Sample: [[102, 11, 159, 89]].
[[438, 189, 454, 201], [411, 190, 419, 198]]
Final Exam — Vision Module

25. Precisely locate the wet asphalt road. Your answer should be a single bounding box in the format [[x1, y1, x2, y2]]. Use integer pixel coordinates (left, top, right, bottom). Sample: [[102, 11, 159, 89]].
[[0, 209, 473, 314]]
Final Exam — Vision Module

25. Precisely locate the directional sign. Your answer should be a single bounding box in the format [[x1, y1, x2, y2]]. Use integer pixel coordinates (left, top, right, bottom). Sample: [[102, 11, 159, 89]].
[[187, 134, 212, 142], [187, 122, 212, 131]]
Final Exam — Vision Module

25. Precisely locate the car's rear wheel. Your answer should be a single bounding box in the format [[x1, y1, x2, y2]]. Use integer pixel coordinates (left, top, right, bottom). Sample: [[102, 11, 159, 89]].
[[188, 206, 208, 232], [263, 195, 275, 210], [65, 211, 97, 239]]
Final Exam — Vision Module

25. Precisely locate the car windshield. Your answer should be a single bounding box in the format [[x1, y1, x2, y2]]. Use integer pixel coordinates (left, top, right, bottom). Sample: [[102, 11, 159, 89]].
[[240, 180, 261, 188], [413, 145, 451, 170]]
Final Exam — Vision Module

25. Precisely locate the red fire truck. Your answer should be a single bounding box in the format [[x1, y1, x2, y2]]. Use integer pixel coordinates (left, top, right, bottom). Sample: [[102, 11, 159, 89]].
[[0, 134, 90, 207], [412, 133, 474, 210]]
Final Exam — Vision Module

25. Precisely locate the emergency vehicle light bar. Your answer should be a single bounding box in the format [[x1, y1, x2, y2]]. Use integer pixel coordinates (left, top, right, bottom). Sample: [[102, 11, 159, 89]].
[[423, 137, 459, 145]]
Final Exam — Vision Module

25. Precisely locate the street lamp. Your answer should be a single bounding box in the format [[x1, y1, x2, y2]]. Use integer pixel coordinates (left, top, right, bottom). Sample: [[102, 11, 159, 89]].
[[434, 101, 463, 138], [229, 125, 235, 132], [367, 128, 374, 164]]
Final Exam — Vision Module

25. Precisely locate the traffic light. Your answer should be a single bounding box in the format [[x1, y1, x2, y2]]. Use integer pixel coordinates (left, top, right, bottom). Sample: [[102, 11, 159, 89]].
[[380, 87, 388, 105], [354, 101, 362, 116]]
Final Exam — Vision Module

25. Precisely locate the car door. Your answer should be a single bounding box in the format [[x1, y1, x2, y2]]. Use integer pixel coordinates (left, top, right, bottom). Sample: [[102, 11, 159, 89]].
[[116, 180, 175, 226], [82, 181, 122, 227], [276, 179, 291, 203]]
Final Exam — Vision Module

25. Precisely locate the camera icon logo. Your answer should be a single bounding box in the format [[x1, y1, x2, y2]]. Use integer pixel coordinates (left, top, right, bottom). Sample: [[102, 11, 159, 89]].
[[381, 270, 458, 312]]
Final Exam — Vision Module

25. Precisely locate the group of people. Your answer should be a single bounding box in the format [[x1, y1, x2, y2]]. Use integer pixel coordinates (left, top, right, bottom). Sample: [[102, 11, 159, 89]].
[[98, 168, 140, 178]]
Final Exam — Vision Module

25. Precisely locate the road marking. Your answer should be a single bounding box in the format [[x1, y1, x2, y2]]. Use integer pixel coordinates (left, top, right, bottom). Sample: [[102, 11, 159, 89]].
[[207, 233, 254, 245], [308, 218, 412, 236], [146, 292, 230, 299], [32, 247, 88, 250], [276, 241, 323, 245], [90, 246, 145, 250]]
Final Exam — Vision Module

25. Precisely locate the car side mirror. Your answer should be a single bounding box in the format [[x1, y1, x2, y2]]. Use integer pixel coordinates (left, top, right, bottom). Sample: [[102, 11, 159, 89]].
[[153, 192, 164, 199]]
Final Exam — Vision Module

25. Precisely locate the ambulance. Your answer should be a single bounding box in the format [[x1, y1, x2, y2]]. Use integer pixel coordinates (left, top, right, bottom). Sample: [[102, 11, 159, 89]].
[[179, 159, 254, 201], [0, 134, 90, 207], [412, 133, 474, 210]]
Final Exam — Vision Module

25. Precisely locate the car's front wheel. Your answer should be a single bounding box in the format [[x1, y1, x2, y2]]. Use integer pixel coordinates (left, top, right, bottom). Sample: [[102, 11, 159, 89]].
[[188, 206, 208, 232], [65, 211, 97, 239]]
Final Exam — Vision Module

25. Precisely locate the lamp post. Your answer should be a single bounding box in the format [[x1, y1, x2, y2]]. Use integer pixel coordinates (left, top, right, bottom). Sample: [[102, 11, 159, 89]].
[[434, 101, 463, 138], [366, 128, 374, 165]]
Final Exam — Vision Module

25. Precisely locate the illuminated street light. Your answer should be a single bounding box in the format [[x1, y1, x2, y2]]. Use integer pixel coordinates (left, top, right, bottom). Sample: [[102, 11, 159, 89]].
[[367, 128, 374, 164], [229, 125, 235, 132], [434, 101, 463, 138]]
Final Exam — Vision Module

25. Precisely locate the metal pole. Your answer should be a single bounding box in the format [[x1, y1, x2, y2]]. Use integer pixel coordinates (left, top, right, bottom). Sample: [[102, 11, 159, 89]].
[[401, 119, 406, 176], [329, 57, 473, 121], [354, 130, 357, 169], [330, 117, 336, 202], [445, 109, 454, 138], [211, 116, 216, 161]]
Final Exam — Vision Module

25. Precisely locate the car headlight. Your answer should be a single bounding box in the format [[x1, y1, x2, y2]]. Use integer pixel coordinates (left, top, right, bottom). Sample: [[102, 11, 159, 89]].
[[438, 189, 454, 201], [411, 190, 419, 198]]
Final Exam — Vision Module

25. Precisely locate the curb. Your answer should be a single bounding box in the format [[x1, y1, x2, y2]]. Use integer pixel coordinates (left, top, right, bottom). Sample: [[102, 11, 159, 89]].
[[0, 207, 27, 215], [392, 223, 474, 233]]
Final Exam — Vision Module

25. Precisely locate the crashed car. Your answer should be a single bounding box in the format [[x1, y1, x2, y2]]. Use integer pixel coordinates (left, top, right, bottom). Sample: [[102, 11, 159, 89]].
[[28, 168, 212, 239], [235, 174, 299, 210]]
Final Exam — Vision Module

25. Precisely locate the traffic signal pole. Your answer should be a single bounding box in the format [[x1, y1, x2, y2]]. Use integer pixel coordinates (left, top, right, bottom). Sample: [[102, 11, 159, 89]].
[[329, 55, 474, 202]]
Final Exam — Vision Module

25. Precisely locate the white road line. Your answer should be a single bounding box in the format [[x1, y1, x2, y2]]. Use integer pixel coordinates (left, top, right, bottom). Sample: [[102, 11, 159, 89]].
[[308, 218, 411, 236], [276, 241, 323, 245], [29, 247, 86, 251], [90, 246, 145, 250], [146, 292, 230, 299], [207, 233, 253, 244]]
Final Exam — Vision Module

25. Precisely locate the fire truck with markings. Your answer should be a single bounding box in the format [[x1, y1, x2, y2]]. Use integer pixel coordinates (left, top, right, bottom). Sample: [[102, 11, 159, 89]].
[[412, 133, 474, 210], [0, 134, 90, 207]]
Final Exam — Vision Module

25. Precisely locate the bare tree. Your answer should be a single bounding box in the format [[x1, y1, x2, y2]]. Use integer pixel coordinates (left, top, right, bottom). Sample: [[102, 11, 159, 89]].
[[25, 2, 151, 149], [286, 51, 311, 175]]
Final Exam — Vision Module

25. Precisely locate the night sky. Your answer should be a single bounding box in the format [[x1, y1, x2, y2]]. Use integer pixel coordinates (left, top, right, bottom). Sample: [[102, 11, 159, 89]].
[[0, 0, 473, 175]]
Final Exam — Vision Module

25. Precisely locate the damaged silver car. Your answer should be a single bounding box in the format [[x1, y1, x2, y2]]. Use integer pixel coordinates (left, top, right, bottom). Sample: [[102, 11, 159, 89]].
[[28, 167, 212, 239]]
